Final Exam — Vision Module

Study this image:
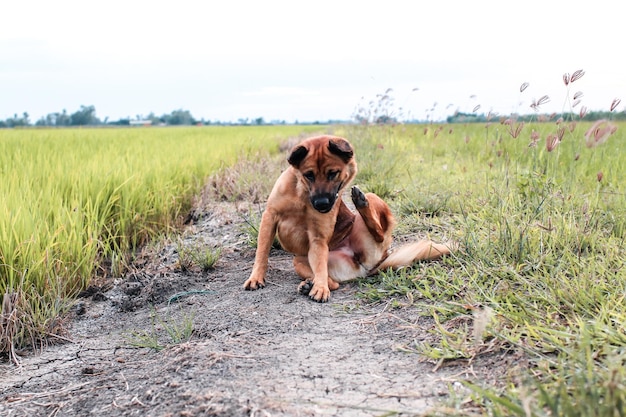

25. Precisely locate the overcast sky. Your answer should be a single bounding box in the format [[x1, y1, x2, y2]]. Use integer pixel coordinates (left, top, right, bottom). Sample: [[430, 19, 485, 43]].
[[2, 0, 623, 123]]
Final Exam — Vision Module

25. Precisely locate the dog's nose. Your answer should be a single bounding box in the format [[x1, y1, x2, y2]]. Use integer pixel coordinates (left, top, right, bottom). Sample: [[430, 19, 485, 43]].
[[312, 196, 333, 213]]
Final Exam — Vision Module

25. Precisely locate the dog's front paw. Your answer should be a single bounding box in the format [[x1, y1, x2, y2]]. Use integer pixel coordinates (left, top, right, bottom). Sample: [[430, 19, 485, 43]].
[[309, 284, 331, 302], [351, 186, 368, 209], [298, 280, 330, 302], [243, 275, 265, 291]]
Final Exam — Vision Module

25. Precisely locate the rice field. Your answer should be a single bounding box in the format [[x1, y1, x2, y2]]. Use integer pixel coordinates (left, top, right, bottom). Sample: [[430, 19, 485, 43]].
[[0, 125, 322, 357]]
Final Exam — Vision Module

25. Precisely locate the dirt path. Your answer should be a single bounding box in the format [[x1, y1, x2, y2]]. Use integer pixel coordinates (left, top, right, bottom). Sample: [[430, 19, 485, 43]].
[[0, 202, 489, 417]]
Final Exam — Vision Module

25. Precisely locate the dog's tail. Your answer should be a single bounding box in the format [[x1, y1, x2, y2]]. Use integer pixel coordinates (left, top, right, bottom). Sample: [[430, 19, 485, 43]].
[[371, 240, 451, 274]]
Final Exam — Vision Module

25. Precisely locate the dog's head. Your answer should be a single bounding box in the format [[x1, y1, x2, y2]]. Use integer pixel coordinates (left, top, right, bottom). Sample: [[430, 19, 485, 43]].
[[287, 135, 357, 213]]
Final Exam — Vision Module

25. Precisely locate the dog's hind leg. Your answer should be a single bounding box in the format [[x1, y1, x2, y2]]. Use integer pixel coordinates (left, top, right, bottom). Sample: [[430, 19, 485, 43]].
[[294, 256, 340, 292], [293, 256, 312, 281], [350, 186, 393, 243]]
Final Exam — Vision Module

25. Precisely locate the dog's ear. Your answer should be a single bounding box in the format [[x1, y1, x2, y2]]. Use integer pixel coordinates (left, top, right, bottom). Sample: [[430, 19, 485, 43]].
[[287, 145, 308, 168], [328, 139, 354, 163]]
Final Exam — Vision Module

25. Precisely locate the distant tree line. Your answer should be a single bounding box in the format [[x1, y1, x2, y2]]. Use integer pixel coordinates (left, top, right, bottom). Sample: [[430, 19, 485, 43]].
[[0, 105, 305, 127], [0, 106, 102, 127], [1, 112, 32, 127], [10, 104, 622, 128], [0, 106, 207, 128]]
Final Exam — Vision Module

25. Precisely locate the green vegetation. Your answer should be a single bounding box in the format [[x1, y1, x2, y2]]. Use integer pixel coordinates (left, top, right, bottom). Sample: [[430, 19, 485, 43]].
[[176, 239, 222, 273], [125, 308, 195, 352], [2, 115, 625, 414], [240, 209, 282, 250], [0, 125, 321, 361], [340, 121, 626, 416]]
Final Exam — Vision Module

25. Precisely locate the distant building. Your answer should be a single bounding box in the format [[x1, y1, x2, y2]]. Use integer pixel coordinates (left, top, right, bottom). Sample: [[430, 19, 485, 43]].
[[129, 120, 152, 126]]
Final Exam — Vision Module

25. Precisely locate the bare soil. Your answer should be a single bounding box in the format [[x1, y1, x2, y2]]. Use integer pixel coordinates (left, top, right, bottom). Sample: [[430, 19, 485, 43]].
[[0, 202, 501, 417]]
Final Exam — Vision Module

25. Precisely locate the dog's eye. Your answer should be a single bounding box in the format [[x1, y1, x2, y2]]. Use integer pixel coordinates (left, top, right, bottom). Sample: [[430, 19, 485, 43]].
[[327, 171, 339, 181], [303, 172, 315, 182]]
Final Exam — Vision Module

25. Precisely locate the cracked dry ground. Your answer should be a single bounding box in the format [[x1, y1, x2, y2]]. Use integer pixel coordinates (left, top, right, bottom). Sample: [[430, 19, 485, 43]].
[[0, 202, 501, 416]]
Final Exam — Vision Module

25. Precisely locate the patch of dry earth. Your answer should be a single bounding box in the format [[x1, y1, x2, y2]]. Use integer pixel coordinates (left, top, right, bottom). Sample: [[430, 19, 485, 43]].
[[1, 203, 497, 416]]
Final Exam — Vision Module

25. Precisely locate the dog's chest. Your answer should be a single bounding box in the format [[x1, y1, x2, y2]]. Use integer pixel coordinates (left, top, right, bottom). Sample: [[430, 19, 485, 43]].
[[275, 218, 310, 255]]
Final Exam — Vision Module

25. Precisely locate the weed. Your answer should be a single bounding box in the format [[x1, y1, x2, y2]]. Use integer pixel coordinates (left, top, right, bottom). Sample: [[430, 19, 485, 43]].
[[191, 246, 222, 272], [125, 308, 195, 351], [176, 237, 222, 273], [240, 209, 281, 250], [175, 239, 194, 272]]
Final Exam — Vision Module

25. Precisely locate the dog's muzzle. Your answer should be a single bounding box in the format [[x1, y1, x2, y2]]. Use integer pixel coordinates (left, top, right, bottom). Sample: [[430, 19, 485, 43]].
[[311, 193, 337, 213]]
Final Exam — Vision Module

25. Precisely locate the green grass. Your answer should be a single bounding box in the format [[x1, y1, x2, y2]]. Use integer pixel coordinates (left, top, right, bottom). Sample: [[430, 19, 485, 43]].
[[176, 238, 222, 272], [3, 120, 626, 414], [0, 125, 321, 360], [125, 307, 195, 352], [338, 121, 626, 416]]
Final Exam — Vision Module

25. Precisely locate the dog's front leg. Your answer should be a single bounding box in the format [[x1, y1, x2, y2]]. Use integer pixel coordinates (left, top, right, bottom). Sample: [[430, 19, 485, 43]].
[[301, 238, 331, 302], [243, 210, 277, 290]]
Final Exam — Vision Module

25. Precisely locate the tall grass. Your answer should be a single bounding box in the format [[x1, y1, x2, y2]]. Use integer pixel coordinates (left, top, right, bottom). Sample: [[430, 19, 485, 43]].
[[341, 120, 626, 415], [0, 125, 320, 360]]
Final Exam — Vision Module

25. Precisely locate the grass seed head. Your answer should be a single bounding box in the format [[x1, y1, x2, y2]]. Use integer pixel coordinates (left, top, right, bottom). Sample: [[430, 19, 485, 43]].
[[563, 73, 571, 86], [508, 121, 524, 138], [546, 133, 560, 152], [570, 69, 585, 83], [579, 106, 588, 119], [529, 129, 540, 147], [530, 95, 550, 111], [584, 119, 618, 148], [610, 98, 621, 112]]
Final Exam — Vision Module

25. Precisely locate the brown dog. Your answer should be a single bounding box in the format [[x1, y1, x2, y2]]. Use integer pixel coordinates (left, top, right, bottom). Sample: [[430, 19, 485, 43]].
[[243, 135, 450, 302]]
